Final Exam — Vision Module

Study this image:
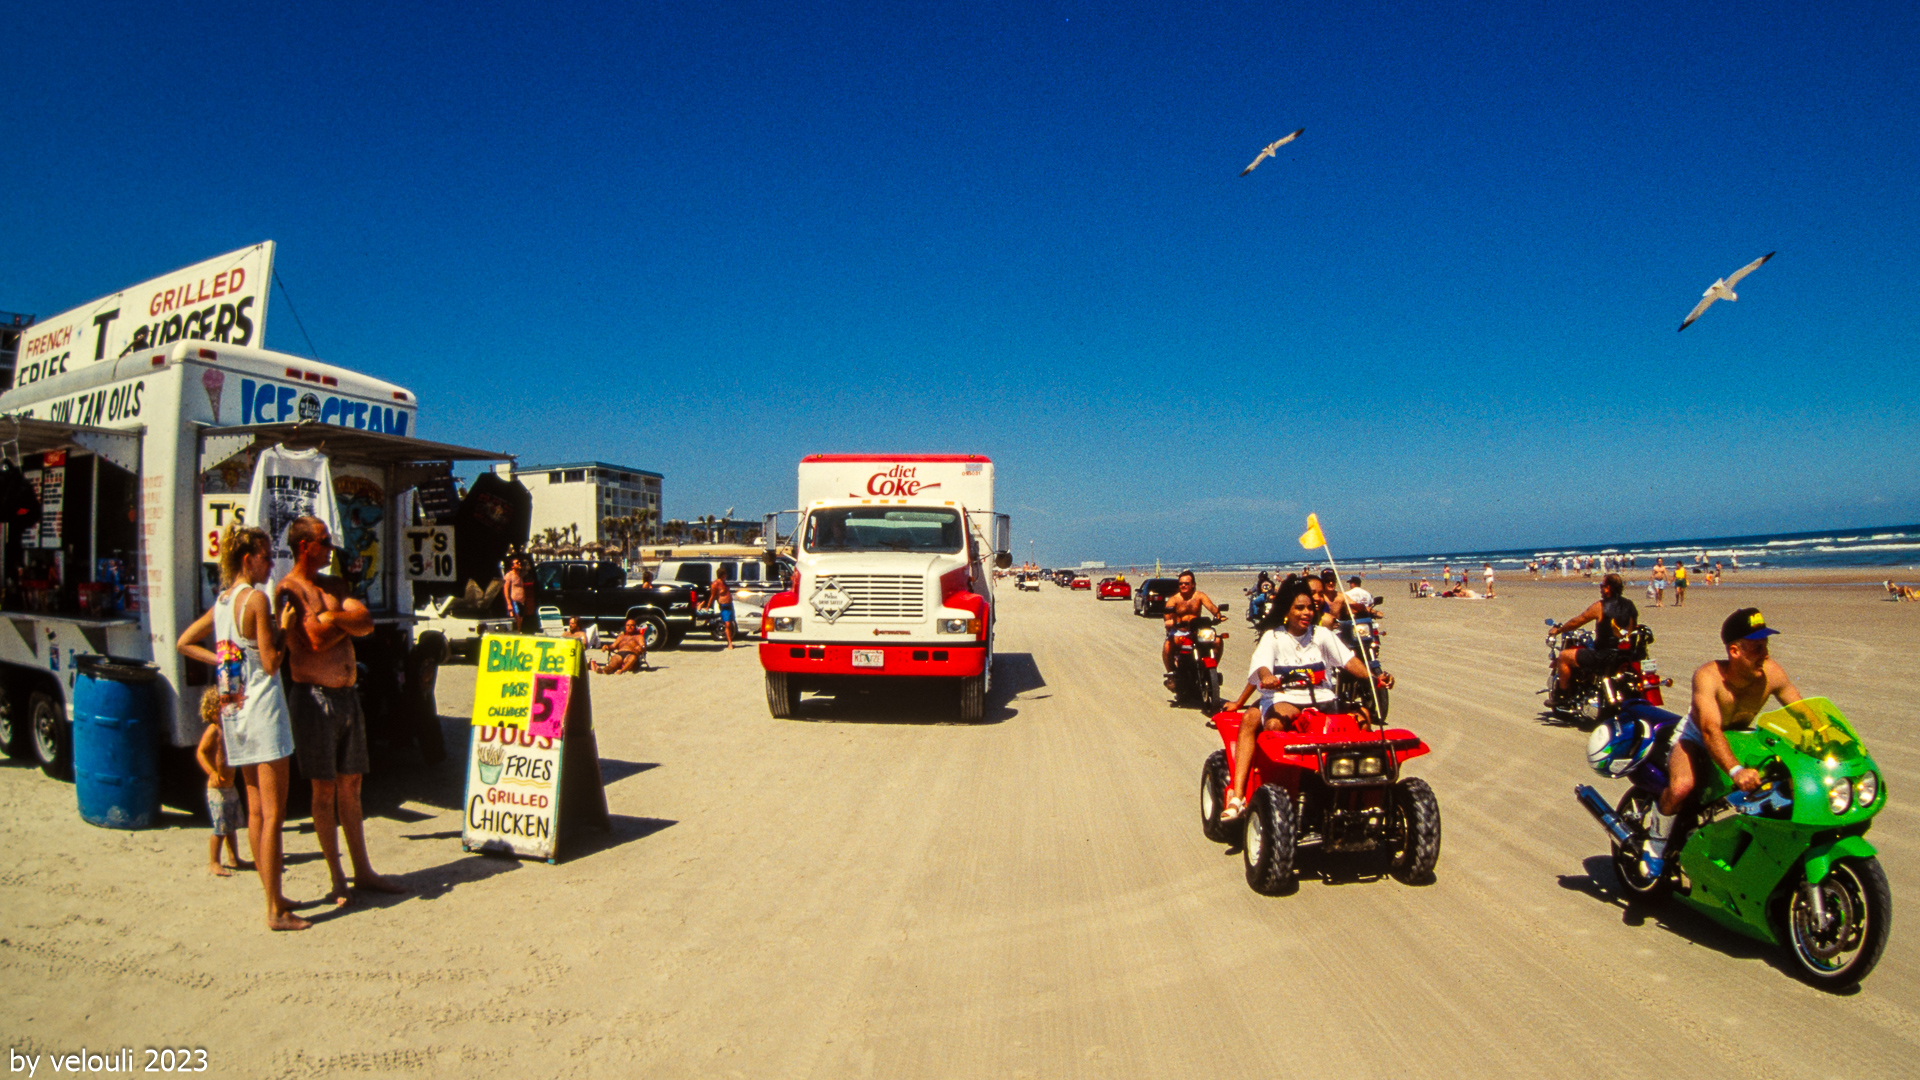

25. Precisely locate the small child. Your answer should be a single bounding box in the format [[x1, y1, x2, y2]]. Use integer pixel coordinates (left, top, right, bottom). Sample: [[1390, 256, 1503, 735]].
[[194, 687, 246, 877]]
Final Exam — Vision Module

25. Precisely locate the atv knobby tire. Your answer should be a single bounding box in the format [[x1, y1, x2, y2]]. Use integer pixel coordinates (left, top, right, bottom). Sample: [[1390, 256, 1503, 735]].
[[1200, 750, 1241, 843], [1390, 776, 1442, 883], [1244, 783, 1297, 895]]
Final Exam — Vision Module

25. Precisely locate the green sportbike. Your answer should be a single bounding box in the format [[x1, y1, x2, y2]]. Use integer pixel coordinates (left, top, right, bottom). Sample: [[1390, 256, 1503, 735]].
[[1576, 696, 1891, 988]]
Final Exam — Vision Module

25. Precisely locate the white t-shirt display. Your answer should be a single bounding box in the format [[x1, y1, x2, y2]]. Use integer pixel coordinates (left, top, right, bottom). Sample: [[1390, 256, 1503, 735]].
[[1245, 625, 1356, 710], [243, 445, 342, 585]]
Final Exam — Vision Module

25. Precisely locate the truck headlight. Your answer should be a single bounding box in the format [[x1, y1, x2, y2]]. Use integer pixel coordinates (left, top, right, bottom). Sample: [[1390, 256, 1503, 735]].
[[939, 618, 977, 634], [771, 617, 801, 633], [1826, 776, 1853, 815], [1853, 772, 1878, 808], [1329, 757, 1356, 779]]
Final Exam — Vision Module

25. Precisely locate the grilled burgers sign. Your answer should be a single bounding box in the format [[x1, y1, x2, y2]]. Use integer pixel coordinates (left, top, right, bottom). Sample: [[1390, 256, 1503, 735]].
[[12, 243, 272, 389]]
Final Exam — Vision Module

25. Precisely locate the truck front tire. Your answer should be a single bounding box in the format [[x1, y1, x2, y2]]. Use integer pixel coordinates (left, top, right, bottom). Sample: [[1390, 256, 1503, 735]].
[[957, 673, 986, 723], [766, 671, 801, 718]]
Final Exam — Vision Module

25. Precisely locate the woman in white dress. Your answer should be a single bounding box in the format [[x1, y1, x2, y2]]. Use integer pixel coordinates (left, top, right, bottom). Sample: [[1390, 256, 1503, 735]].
[[178, 527, 309, 931]]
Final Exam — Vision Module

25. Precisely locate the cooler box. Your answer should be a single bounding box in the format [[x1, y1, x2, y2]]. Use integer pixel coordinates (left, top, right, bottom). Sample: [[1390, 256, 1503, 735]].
[[72, 655, 165, 830]]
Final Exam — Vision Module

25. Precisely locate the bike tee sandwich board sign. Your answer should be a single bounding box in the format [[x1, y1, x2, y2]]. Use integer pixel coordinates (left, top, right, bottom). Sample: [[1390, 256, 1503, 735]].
[[462, 634, 610, 862]]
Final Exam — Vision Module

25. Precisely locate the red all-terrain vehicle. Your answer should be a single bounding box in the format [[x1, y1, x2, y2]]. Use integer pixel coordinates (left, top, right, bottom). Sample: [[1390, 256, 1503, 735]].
[[1200, 708, 1441, 893]]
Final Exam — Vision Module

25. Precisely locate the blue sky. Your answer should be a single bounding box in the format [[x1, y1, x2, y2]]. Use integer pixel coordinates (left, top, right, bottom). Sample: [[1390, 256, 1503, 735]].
[[5, 2, 1917, 566]]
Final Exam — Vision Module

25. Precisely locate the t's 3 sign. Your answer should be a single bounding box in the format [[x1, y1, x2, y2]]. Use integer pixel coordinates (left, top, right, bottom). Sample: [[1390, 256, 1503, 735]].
[[402, 525, 455, 582]]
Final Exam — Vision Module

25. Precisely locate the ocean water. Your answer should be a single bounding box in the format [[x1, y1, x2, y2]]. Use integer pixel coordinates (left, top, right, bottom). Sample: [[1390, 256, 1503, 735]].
[[1200, 524, 1920, 576]]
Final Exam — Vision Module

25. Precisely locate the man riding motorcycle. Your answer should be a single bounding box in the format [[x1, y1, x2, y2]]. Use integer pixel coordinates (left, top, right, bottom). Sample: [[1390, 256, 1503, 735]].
[[1547, 573, 1638, 707], [1163, 570, 1222, 691], [1220, 578, 1394, 821], [1640, 607, 1803, 877]]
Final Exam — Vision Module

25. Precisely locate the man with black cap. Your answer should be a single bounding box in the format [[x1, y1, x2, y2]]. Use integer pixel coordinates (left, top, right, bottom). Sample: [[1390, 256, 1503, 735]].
[[1641, 607, 1803, 878]]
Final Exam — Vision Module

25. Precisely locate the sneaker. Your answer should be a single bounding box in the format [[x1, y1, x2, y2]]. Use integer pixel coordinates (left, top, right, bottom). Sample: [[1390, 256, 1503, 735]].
[[1638, 849, 1665, 881]]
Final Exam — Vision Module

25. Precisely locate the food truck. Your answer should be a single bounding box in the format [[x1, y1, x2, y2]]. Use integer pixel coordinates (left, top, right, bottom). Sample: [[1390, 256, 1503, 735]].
[[0, 244, 511, 781], [758, 454, 1011, 722]]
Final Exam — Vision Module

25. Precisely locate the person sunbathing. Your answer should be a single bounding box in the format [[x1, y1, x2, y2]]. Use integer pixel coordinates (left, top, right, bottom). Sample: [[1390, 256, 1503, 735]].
[[592, 618, 648, 673]]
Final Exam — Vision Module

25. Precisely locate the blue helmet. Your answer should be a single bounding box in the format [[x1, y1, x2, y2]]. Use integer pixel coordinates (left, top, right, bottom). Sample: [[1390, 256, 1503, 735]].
[[1587, 719, 1653, 778]]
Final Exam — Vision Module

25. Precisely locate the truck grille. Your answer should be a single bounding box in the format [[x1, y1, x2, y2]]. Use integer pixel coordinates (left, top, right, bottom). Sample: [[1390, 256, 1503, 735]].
[[833, 575, 925, 620]]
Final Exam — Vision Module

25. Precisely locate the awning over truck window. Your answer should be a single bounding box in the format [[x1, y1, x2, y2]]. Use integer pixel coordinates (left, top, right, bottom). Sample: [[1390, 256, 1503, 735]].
[[0, 417, 143, 472], [199, 422, 511, 472]]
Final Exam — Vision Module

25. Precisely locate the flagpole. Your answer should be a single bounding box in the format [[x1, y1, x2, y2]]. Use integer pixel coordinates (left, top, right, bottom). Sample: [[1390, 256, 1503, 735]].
[[1304, 515, 1387, 733]]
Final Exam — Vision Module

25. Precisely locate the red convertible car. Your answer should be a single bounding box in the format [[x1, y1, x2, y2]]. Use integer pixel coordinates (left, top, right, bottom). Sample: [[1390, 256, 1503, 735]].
[[1097, 577, 1132, 600], [1070, 574, 1093, 590]]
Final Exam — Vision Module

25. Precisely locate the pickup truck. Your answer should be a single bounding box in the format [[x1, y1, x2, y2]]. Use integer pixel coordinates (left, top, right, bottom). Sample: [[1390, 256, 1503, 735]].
[[535, 560, 710, 649]]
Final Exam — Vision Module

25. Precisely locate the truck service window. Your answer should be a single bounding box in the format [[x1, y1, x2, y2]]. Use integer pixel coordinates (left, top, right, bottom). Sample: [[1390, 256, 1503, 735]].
[[803, 508, 963, 554]]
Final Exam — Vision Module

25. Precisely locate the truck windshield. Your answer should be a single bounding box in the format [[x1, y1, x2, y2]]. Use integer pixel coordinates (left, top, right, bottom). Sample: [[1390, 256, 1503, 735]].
[[804, 508, 963, 554]]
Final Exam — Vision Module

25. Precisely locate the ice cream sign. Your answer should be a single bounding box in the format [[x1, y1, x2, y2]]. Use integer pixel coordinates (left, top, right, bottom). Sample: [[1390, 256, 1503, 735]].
[[220, 373, 412, 435]]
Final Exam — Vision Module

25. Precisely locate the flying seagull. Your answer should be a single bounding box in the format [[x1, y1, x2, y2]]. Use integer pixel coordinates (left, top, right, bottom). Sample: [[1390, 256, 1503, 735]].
[[1678, 252, 1775, 331], [1240, 128, 1304, 176]]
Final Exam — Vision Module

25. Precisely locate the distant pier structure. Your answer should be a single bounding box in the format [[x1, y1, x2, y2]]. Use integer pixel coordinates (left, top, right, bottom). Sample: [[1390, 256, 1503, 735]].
[[0, 311, 35, 392]]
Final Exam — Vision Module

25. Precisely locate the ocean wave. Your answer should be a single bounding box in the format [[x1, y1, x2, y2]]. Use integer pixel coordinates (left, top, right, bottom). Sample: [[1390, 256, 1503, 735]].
[[1812, 542, 1920, 554], [1765, 537, 1834, 547]]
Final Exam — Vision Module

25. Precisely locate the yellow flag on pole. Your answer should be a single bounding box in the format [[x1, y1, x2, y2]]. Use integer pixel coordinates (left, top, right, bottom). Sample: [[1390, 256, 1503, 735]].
[[1299, 513, 1326, 550]]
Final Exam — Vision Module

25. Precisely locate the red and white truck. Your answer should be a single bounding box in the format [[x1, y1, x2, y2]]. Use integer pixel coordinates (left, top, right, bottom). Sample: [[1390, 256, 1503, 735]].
[[759, 455, 1011, 721]]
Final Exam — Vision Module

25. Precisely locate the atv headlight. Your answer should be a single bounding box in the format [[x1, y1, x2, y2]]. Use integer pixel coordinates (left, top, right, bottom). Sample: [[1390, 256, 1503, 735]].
[[1196, 628, 1217, 643], [1329, 756, 1356, 779], [771, 616, 801, 633], [1826, 776, 1853, 815], [1358, 756, 1384, 776], [1853, 772, 1878, 808]]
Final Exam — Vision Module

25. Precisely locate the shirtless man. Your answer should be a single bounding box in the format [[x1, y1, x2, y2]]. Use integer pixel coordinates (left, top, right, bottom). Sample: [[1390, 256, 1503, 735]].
[[1161, 570, 1221, 690], [1640, 607, 1803, 878], [709, 572, 736, 649], [502, 555, 536, 634], [593, 618, 647, 673], [276, 516, 405, 903]]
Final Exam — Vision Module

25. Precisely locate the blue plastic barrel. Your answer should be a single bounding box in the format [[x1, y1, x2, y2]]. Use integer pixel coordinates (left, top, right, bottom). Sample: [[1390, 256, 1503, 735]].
[[72, 655, 164, 830]]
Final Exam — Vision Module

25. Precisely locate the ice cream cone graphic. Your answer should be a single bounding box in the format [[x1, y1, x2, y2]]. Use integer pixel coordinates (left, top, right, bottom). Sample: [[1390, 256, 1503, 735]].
[[202, 368, 225, 421]]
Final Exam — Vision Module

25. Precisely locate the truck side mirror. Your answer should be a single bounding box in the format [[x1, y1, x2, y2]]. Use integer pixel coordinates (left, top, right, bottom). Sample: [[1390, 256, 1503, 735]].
[[994, 551, 1012, 570]]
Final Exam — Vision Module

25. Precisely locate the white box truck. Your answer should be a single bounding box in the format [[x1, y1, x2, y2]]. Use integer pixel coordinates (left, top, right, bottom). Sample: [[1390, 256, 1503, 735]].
[[758, 455, 1010, 721], [0, 244, 510, 782]]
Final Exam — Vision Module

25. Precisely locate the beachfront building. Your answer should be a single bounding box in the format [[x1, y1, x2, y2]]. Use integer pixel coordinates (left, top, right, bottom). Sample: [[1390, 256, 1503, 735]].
[[493, 460, 663, 546]]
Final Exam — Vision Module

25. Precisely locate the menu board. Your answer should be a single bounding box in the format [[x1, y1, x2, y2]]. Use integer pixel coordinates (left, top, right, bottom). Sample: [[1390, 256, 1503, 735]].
[[462, 634, 588, 861]]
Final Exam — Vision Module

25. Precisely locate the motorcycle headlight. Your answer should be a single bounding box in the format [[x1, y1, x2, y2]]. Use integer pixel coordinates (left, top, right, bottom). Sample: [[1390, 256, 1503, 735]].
[[1196, 628, 1217, 643], [1826, 776, 1853, 815], [1853, 772, 1878, 808], [1358, 756, 1384, 776], [771, 616, 801, 633], [1329, 757, 1356, 779]]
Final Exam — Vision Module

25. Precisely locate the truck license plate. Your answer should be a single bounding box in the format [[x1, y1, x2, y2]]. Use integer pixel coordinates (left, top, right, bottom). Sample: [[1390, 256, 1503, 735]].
[[852, 649, 884, 668]]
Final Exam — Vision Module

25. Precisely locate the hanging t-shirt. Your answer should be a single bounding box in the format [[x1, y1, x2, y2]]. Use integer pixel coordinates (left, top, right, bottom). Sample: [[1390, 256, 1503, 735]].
[[1246, 625, 1356, 710], [243, 445, 341, 583]]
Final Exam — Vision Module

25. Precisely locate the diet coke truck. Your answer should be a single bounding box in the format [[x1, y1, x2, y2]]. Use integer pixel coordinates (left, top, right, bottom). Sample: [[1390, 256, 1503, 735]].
[[0, 244, 510, 785], [758, 455, 1011, 721]]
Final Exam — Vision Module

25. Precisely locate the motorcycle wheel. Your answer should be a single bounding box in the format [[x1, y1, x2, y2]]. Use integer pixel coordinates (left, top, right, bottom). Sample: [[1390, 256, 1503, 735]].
[[1243, 783, 1297, 895], [1201, 669, 1222, 713], [1200, 750, 1242, 843], [1785, 856, 1892, 990], [1388, 777, 1441, 883], [1610, 789, 1673, 902]]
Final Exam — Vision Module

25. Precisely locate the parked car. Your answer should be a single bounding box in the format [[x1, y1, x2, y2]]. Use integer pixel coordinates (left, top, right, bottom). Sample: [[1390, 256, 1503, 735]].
[[535, 559, 709, 649], [1133, 577, 1181, 617], [652, 555, 792, 639], [1097, 577, 1132, 601], [1070, 574, 1092, 590]]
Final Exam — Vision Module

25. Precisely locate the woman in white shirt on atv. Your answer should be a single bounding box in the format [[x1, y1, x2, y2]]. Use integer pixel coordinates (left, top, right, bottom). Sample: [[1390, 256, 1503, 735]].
[[1221, 578, 1393, 821]]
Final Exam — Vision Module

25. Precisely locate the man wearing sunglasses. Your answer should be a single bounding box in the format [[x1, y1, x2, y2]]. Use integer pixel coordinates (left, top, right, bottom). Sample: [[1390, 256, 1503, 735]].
[[278, 515, 406, 903], [1640, 607, 1804, 878]]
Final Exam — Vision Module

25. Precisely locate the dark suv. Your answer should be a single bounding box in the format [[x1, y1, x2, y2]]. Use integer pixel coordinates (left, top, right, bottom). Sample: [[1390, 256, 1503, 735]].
[[534, 560, 709, 649], [1133, 577, 1181, 617]]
